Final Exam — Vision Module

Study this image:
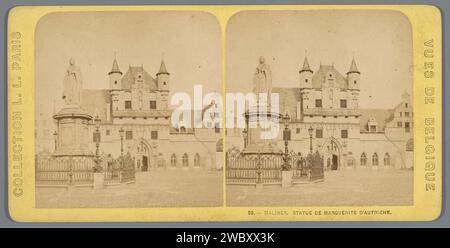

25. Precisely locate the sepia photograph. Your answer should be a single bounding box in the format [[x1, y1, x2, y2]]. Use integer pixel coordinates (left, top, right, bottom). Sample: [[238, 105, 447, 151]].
[[34, 11, 223, 208], [5, 2, 445, 225], [225, 10, 414, 207]]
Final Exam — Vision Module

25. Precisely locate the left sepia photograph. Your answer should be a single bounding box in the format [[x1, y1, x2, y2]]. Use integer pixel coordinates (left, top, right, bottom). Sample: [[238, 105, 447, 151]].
[[34, 11, 223, 208]]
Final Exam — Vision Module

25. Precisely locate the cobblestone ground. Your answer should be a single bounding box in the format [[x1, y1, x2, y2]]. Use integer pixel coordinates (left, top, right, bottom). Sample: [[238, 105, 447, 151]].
[[227, 169, 413, 206], [36, 169, 223, 208]]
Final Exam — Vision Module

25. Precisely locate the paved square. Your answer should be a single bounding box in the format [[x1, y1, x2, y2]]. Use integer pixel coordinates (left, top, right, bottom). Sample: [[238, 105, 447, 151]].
[[227, 169, 413, 206], [36, 170, 223, 208]]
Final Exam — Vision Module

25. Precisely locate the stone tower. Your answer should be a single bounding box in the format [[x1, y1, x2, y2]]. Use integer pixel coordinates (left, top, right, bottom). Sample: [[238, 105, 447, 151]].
[[156, 60, 170, 110], [347, 58, 360, 90], [299, 56, 313, 89], [299, 56, 314, 120], [109, 57, 122, 90], [347, 58, 361, 109]]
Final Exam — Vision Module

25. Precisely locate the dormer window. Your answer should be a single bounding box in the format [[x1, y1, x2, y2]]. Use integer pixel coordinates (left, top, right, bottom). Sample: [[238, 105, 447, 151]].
[[368, 117, 378, 132]]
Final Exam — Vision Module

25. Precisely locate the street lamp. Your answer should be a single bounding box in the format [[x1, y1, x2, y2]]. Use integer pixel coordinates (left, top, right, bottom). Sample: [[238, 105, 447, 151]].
[[308, 125, 314, 154], [119, 127, 125, 156], [94, 115, 101, 153], [242, 129, 247, 148], [256, 149, 262, 184], [53, 131, 58, 151], [93, 115, 102, 172], [282, 113, 291, 171]]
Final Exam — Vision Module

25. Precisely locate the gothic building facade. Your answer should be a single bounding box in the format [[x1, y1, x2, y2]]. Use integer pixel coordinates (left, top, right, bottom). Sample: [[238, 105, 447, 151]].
[[37, 55, 413, 171], [37, 58, 223, 171], [228, 57, 414, 170]]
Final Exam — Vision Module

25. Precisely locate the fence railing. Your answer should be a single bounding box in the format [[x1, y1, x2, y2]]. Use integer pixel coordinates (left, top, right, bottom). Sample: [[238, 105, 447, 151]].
[[36, 154, 135, 187], [226, 149, 306, 184], [36, 156, 95, 186], [226, 148, 323, 185]]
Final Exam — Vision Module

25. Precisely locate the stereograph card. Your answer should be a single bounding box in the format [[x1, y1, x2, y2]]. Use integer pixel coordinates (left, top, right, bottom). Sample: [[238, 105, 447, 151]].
[[7, 5, 442, 222]]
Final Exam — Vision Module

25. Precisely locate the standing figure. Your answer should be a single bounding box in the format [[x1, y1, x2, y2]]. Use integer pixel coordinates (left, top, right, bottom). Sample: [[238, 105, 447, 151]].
[[253, 56, 272, 96], [62, 58, 83, 106]]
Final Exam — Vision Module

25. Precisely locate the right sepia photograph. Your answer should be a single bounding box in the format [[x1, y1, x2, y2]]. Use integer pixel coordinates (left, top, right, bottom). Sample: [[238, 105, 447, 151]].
[[225, 10, 414, 207]]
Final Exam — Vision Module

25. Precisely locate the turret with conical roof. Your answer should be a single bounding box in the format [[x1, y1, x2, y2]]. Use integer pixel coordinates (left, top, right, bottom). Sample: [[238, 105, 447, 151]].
[[299, 56, 313, 89], [299, 56, 313, 74], [109, 57, 123, 90], [347, 58, 360, 91], [156, 59, 170, 110], [156, 60, 170, 76], [109, 58, 122, 75], [157, 59, 170, 92], [347, 58, 360, 75]]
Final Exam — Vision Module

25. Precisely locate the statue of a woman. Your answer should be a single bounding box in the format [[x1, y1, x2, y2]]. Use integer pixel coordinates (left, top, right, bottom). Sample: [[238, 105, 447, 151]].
[[253, 56, 272, 95], [62, 58, 83, 106]]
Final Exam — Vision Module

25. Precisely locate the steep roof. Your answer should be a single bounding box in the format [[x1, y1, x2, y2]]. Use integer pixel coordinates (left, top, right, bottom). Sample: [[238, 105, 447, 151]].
[[359, 108, 394, 132], [156, 60, 169, 76], [80, 89, 111, 122], [267, 87, 396, 131], [272, 87, 301, 120], [312, 65, 348, 89], [121, 66, 157, 90], [347, 58, 360, 74], [108, 58, 122, 75], [299, 57, 313, 73]]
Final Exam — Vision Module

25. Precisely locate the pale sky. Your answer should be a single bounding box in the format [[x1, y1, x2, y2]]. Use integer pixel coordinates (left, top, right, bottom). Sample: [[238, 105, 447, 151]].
[[36, 11, 221, 113], [226, 10, 413, 109], [36, 10, 413, 116]]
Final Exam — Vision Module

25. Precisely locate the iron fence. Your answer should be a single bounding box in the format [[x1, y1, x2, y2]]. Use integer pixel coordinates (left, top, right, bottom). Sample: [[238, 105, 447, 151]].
[[226, 148, 323, 185], [36, 154, 135, 187], [35, 156, 95, 186], [226, 149, 305, 184]]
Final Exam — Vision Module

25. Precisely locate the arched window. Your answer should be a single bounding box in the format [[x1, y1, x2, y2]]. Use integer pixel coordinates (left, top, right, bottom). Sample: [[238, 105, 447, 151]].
[[360, 153, 367, 166], [347, 157, 355, 167], [384, 153, 391, 166], [182, 153, 189, 167], [194, 153, 201, 167], [372, 153, 379, 166], [170, 154, 177, 167]]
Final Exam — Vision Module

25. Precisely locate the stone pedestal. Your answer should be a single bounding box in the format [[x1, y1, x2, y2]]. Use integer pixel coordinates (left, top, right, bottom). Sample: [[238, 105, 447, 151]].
[[281, 170, 293, 188], [243, 107, 281, 154], [255, 182, 264, 189], [93, 172, 105, 189], [53, 106, 93, 157]]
